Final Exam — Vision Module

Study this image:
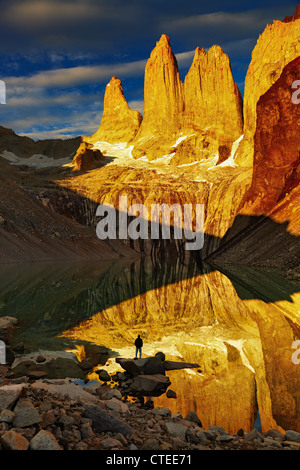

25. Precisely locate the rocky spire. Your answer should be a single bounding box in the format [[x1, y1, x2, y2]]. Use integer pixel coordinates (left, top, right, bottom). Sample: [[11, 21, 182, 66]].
[[183, 44, 243, 140], [89, 76, 142, 144], [134, 34, 184, 139]]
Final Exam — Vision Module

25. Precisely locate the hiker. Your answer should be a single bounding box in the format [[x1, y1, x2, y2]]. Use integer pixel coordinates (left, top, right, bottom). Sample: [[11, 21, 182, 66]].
[[134, 334, 143, 359]]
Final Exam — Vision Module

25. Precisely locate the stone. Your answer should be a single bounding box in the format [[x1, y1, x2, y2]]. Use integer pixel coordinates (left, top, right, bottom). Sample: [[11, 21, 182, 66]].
[[166, 422, 188, 441], [0, 409, 15, 423], [13, 398, 41, 427], [105, 397, 129, 414], [264, 429, 285, 440], [101, 389, 122, 400], [41, 410, 56, 427], [185, 410, 202, 427], [83, 404, 133, 437], [166, 389, 177, 399], [216, 435, 236, 443], [31, 381, 100, 404], [71, 142, 104, 172], [141, 439, 160, 450], [244, 429, 264, 441], [237, 428, 244, 437], [262, 438, 282, 449], [96, 369, 111, 382], [58, 414, 75, 430], [208, 425, 228, 435], [0, 317, 15, 344], [29, 430, 62, 450], [27, 370, 48, 379], [116, 356, 165, 376], [286, 430, 300, 443], [0, 430, 29, 450], [88, 76, 142, 144], [80, 422, 95, 440], [12, 350, 85, 380], [101, 437, 123, 450], [130, 374, 171, 397], [151, 407, 171, 417]]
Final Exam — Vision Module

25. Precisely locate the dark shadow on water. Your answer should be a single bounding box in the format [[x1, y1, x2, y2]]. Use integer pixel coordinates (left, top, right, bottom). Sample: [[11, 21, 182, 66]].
[[0, 186, 299, 351]]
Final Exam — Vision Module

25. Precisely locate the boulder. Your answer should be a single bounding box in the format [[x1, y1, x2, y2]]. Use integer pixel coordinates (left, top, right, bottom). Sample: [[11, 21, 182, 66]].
[[83, 403, 132, 437], [0, 316, 17, 344], [29, 430, 62, 450], [13, 398, 41, 427], [116, 356, 165, 376], [130, 374, 171, 397], [0, 383, 24, 412], [286, 430, 300, 443], [0, 430, 29, 450], [165, 421, 188, 441], [96, 369, 111, 382], [71, 142, 104, 172], [11, 350, 86, 379]]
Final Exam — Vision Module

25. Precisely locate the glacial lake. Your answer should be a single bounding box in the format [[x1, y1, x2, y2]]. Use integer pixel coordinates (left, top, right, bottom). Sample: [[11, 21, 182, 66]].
[[0, 256, 300, 434]]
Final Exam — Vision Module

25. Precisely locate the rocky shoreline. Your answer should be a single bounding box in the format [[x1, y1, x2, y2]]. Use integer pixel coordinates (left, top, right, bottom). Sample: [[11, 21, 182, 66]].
[[0, 316, 300, 451]]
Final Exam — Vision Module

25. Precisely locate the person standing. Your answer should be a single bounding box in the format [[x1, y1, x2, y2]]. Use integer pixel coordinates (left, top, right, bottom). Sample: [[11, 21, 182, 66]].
[[134, 335, 143, 359]]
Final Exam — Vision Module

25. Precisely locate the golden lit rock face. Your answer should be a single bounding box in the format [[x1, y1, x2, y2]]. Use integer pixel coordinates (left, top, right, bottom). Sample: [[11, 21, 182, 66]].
[[242, 57, 300, 214], [71, 142, 104, 172], [236, 11, 300, 166], [62, 263, 300, 434], [131, 34, 184, 161], [88, 76, 142, 144], [130, 36, 243, 164]]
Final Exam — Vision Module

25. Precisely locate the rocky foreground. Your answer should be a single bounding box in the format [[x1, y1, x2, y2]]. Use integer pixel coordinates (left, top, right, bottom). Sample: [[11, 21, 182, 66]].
[[0, 316, 300, 451]]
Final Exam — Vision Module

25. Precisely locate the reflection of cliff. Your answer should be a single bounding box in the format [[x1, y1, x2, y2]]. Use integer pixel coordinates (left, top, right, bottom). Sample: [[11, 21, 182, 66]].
[[62, 261, 300, 434]]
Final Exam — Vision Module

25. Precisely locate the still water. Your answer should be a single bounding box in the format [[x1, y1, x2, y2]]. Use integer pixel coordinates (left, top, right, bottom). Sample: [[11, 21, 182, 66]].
[[0, 256, 300, 434]]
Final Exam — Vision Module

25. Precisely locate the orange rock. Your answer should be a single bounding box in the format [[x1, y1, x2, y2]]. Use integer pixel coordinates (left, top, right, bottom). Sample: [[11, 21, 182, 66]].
[[236, 7, 300, 166], [243, 56, 300, 213], [71, 141, 104, 172], [89, 76, 142, 144], [131, 36, 243, 164]]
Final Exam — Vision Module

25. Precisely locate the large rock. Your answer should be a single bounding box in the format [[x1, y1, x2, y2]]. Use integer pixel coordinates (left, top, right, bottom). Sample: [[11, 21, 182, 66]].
[[236, 7, 300, 166], [89, 76, 142, 144], [71, 141, 104, 172], [83, 403, 132, 437], [242, 56, 300, 213], [29, 430, 62, 450], [13, 398, 41, 427], [0, 316, 17, 344], [116, 356, 165, 376], [129, 374, 171, 397], [0, 430, 29, 450], [0, 384, 24, 412], [31, 381, 100, 405], [11, 350, 86, 379]]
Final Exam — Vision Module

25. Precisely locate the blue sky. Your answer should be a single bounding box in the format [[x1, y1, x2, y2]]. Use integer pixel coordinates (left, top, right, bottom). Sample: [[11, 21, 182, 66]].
[[0, 0, 298, 140]]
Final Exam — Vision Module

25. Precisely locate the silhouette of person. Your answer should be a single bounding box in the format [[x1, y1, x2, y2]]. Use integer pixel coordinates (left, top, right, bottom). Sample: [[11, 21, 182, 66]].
[[134, 335, 143, 359]]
